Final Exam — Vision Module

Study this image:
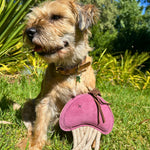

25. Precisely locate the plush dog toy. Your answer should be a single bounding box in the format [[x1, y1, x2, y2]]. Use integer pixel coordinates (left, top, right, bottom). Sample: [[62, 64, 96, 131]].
[[59, 89, 114, 150]]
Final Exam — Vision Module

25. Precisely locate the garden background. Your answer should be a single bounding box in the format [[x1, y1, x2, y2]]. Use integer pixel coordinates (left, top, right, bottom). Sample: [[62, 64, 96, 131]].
[[0, 0, 150, 149]]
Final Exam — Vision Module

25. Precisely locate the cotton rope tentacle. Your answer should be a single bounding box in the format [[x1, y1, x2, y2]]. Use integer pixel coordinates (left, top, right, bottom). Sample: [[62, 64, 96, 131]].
[[83, 129, 97, 150], [73, 127, 91, 150], [95, 132, 101, 150], [72, 126, 101, 150], [73, 129, 78, 148]]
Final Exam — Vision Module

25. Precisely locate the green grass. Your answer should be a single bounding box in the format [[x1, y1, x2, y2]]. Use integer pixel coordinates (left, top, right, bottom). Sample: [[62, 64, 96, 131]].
[[0, 75, 150, 150]]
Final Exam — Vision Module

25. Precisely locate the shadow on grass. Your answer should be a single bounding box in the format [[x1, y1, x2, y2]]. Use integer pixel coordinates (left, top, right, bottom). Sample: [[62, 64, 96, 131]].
[[0, 95, 22, 122], [15, 108, 22, 121], [21, 99, 73, 144], [53, 122, 73, 144], [0, 95, 14, 111]]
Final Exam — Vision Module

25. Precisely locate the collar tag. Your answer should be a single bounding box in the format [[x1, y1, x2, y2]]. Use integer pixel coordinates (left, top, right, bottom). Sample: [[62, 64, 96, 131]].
[[76, 75, 81, 83]]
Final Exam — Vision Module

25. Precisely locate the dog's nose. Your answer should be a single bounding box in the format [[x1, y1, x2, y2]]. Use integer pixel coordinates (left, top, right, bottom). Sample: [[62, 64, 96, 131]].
[[26, 27, 37, 41]]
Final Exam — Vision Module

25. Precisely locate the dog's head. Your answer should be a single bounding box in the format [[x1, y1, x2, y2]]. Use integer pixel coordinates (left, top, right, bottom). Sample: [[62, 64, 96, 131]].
[[25, 0, 98, 65]]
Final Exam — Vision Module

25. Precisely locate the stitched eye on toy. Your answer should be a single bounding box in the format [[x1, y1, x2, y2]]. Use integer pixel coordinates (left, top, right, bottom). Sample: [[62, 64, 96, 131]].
[[51, 14, 62, 21]]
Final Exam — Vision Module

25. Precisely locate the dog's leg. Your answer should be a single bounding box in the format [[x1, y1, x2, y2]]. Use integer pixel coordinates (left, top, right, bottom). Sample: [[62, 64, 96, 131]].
[[30, 97, 54, 150]]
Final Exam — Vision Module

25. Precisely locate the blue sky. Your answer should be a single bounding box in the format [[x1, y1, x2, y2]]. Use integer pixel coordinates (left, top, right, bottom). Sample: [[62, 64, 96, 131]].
[[139, 0, 150, 14]]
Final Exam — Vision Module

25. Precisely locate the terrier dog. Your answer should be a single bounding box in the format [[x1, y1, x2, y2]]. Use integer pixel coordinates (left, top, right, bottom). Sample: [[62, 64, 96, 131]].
[[21, 0, 98, 149]]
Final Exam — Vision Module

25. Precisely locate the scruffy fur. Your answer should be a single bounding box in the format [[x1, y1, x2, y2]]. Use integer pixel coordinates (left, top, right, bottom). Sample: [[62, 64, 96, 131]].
[[19, 0, 98, 149]]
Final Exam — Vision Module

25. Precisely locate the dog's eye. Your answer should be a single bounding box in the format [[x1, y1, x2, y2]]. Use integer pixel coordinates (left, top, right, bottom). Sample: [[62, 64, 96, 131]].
[[51, 15, 62, 21]]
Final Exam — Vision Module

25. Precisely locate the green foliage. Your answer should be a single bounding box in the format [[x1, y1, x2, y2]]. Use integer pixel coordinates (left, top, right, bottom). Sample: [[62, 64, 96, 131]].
[[90, 25, 118, 56], [83, 0, 119, 54], [130, 71, 150, 90], [94, 50, 150, 89], [88, 0, 150, 55], [95, 0, 118, 32], [143, 4, 150, 28], [0, 0, 35, 74], [116, 0, 145, 30], [113, 0, 150, 53], [113, 28, 150, 53], [23, 53, 47, 77]]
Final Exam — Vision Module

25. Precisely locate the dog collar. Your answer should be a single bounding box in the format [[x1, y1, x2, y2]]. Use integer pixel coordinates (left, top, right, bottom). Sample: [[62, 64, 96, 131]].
[[55, 59, 91, 76]]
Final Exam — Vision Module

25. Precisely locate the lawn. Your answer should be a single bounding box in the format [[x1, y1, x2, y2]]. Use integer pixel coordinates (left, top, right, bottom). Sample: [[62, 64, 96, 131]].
[[0, 75, 149, 150]]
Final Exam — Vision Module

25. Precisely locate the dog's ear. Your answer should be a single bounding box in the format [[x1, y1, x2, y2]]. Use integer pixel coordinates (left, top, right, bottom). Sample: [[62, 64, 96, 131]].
[[77, 4, 99, 31], [69, 1, 99, 30]]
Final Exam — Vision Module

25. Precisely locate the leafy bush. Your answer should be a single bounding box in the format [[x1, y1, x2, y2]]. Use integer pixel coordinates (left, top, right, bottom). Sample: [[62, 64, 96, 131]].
[[0, 0, 35, 74], [23, 53, 47, 77], [94, 50, 150, 89], [129, 71, 150, 90], [90, 24, 118, 57]]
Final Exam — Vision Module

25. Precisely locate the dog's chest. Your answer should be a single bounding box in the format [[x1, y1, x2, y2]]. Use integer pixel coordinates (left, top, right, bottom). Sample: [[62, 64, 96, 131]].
[[51, 76, 79, 102], [42, 73, 88, 101], [40, 63, 95, 111]]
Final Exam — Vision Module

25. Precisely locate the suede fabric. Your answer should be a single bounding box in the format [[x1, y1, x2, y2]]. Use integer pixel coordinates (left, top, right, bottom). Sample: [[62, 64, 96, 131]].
[[59, 93, 114, 135]]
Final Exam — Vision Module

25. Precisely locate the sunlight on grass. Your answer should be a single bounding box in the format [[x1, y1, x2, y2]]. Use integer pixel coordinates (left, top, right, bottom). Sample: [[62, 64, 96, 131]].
[[0, 76, 150, 149]]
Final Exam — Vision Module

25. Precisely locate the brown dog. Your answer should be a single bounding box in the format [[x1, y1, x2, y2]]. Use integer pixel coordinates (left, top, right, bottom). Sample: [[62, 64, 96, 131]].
[[21, 0, 98, 149]]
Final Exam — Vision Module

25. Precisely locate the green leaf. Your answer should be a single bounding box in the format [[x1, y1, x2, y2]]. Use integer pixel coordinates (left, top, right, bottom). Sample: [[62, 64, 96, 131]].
[[0, 0, 33, 43], [0, 0, 5, 14]]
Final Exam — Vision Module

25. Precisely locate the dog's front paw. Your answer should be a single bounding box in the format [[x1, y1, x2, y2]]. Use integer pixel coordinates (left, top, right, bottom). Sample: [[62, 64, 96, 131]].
[[17, 138, 30, 150], [29, 145, 42, 150], [29, 139, 46, 150], [17, 139, 43, 150]]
